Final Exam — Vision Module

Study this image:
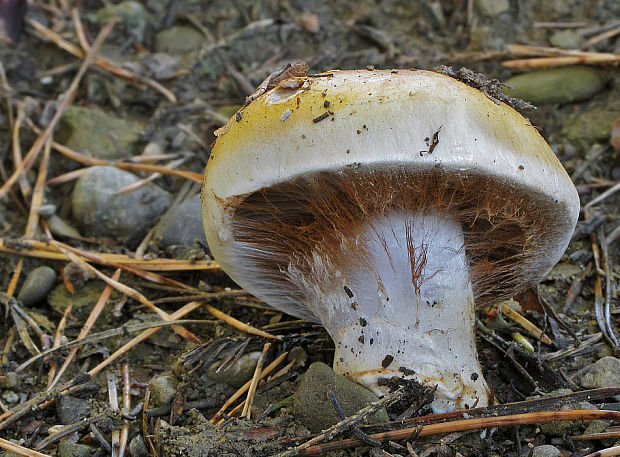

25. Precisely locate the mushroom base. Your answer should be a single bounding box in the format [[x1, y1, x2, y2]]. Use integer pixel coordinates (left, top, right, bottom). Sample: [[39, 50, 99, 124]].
[[325, 211, 490, 413]]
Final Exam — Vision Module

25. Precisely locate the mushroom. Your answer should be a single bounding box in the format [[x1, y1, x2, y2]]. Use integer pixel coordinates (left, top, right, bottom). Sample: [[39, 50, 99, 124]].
[[201, 69, 580, 412]]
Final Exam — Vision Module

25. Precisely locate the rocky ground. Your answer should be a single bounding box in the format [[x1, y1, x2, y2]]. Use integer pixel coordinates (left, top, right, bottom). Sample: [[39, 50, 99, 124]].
[[0, 1, 619, 456]]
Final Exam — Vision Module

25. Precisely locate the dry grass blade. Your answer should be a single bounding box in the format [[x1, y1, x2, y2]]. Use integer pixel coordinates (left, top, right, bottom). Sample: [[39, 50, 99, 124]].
[[47, 302, 73, 389], [503, 43, 620, 67], [12, 102, 30, 197], [502, 302, 553, 345], [46, 167, 90, 185], [87, 301, 204, 377], [48, 269, 121, 390], [1, 328, 15, 364], [10, 307, 40, 356], [5, 137, 52, 300], [23, 118, 202, 182], [5, 258, 23, 296], [507, 43, 616, 57], [108, 373, 121, 457], [35, 413, 108, 450], [70, 7, 90, 52], [0, 21, 116, 200], [16, 319, 210, 373], [0, 237, 219, 271], [54, 240, 202, 292], [242, 342, 271, 418], [27, 19, 177, 103], [49, 140, 203, 181], [0, 59, 14, 128], [584, 181, 620, 208], [48, 240, 201, 343], [503, 54, 620, 68], [0, 437, 52, 457], [573, 430, 620, 440], [119, 362, 131, 457], [115, 157, 191, 194], [211, 351, 288, 423], [204, 303, 280, 340], [27, 137, 51, 237], [581, 25, 620, 48]]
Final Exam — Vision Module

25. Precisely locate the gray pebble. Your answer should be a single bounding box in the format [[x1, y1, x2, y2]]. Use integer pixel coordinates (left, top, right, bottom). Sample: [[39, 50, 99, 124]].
[[475, 0, 509, 16], [549, 30, 584, 49], [149, 375, 177, 407], [129, 435, 149, 457], [17, 266, 57, 306], [155, 26, 204, 54], [1, 391, 19, 405], [57, 442, 92, 457], [56, 396, 91, 425], [532, 444, 560, 457], [48, 281, 111, 319], [46, 215, 82, 239], [579, 356, 620, 392], [152, 194, 207, 248], [0, 372, 18, 388], [293, 362, 388, 433], [94, 1, 150, 44], [504, 66, 605, 104], [57, 106, 146, 160], [72, 166, 172, 248], [206, 351, 261, 388], [38, 204, 57, 218]]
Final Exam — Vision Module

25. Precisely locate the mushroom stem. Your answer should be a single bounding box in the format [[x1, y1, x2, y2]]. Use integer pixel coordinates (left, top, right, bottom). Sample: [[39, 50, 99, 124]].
[[320, 210, 490, 413]]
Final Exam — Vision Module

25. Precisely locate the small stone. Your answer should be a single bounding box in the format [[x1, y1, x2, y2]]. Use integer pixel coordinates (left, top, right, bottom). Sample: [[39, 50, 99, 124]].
[[155, 26, 204, 54], [72, 166, 172, 247], [17, 266, 57, 306], [583, 419, 609, 435], [578, 356, 620, 392], [94, 1, 149, 43], [46, 215, 82, 239], [549, 30, 584, 49], [56, 396, 91, 425], [206, 351, 261, 388], [0, 372, 18, 388], [129, 434, 149, 457], [288, 347, 308, 367], [539, 399, 597, 435], [504, 66, 605, 105], [149, 375, 177, 407], [48, 280, 112, 319], [143, 142, 164, 156], [475, 0, 509, 16], [152, 195, 207, 248], [532, 445, 560, 457], [57, 106, 146, 160], [38, 204, 56, 218], [561, 102, 619, 142], [297, 12, 320, 33], [293, 362, 389, 433], [57, 442, 93, 457], [2, 391, 19, 404]]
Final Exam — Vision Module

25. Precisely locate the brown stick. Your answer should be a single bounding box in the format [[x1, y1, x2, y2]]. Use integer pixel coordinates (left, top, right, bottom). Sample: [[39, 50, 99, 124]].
[[296, 410, 620, 456]]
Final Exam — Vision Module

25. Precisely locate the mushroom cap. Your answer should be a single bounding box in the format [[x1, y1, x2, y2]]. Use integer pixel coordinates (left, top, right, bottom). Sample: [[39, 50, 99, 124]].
[[202, 69, 579, 320]]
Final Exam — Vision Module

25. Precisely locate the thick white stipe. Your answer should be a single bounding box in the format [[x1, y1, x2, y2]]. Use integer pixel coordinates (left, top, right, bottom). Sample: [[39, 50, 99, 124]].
[[318, 211, 490, 412]]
